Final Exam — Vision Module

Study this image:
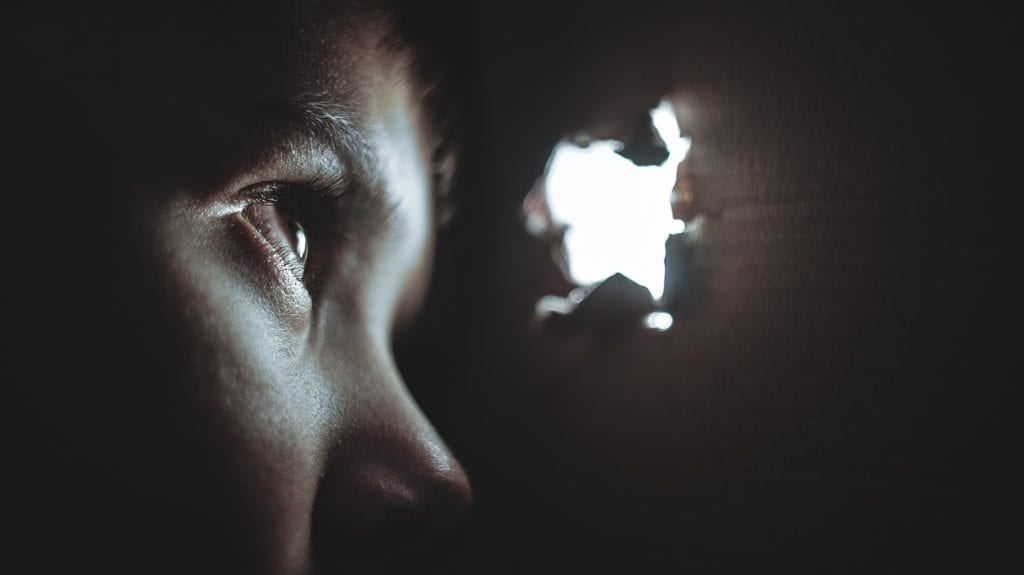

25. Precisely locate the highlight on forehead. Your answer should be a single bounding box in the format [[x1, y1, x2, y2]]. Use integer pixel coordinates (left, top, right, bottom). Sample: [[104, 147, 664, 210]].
[[15, 0, 460, 221], [291, 0, 459, 218]]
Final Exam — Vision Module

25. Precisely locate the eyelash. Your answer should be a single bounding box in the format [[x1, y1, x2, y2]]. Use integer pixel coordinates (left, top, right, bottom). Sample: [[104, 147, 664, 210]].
[[266, 220, 307, 281], [244, 172, 349, 211], [236, 167, 400, 295], [239, 175, 350, 283]]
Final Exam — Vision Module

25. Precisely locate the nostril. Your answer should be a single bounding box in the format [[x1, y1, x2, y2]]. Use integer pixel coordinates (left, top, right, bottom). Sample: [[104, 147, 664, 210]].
[[311, 447, 472, 569]]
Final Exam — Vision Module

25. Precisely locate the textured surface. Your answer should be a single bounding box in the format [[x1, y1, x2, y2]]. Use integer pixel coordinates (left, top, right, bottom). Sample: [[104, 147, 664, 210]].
[[401, 2, 1014, 572]]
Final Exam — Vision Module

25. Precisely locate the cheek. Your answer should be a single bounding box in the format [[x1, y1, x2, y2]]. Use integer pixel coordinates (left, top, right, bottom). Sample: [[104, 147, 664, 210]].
[[151, 204, 332, 569], [187, 358, 326, 572]]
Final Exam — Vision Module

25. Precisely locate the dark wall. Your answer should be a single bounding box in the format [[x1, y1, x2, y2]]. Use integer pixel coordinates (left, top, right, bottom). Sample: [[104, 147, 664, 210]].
[[402, 2, 1015, 572], [4, 1, 1012, 572]]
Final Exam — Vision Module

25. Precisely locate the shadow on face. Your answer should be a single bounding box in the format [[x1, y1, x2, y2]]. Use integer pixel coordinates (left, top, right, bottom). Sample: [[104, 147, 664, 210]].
[[7, 1, 1012, 573], [9, 2, 471, 573], [399, 1, 1013, 572]]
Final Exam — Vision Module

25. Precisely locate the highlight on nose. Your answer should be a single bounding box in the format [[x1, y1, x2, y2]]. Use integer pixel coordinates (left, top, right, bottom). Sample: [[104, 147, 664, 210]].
[[310, 425, 473, 569]]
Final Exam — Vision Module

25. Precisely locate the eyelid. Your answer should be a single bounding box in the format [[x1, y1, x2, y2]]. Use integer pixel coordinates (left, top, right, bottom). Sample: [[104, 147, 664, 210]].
[[195, 136, 347, 216], [232, 205, 311, 301], [238, 174, 349, 209], [239, 145, 347, 197], [240, 202, 307, 276]]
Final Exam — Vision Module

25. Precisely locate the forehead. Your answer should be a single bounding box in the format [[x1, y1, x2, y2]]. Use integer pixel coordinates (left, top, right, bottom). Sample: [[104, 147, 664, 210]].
[[68, 1, 420, 189], [101, 2, 408, 125]]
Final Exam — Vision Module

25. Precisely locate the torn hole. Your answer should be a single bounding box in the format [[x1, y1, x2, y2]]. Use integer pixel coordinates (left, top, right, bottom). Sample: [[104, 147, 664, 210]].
[[524, 99, 703, 332]]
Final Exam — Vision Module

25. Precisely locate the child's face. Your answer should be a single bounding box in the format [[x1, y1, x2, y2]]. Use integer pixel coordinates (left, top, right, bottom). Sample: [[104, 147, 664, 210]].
[[48, 2, 471, 572]]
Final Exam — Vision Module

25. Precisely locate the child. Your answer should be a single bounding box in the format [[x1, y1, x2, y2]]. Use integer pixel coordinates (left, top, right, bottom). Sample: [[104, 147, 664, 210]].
[[7, 1, 471, 572]]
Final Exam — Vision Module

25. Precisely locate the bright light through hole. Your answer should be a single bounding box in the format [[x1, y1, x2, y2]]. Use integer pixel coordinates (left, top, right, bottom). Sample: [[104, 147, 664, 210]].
[[643, 311, 674, 331], [542, 100, 690, 300]]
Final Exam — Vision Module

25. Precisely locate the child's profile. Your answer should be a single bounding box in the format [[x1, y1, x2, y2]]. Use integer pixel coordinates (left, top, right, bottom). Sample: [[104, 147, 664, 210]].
[[8, 1, 470, 572]]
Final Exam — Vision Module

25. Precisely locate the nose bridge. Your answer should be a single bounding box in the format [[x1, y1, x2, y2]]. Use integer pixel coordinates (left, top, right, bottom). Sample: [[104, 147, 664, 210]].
[[343, 366, 469, 508], [334, 338, 461, 477], [312, 339, 472, 566]]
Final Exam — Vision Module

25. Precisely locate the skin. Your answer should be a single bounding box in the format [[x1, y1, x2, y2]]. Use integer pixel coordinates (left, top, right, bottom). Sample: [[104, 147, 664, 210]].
[[13, 2, 1004, 573], [10, 2, 469, 573]]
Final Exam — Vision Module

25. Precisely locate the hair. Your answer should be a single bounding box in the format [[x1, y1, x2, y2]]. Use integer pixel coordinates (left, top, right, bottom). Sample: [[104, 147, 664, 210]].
[[3, 0, 467, 224], [384, 0, 469, 225]]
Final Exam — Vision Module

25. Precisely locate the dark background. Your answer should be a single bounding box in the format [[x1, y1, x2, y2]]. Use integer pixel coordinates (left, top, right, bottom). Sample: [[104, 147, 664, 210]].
[[4, 1, 1014, 572], [397, 1, 1016, 572]]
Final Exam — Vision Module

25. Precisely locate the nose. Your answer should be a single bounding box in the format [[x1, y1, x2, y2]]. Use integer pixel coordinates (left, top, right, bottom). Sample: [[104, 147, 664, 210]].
[[311, 364, 472, 569]]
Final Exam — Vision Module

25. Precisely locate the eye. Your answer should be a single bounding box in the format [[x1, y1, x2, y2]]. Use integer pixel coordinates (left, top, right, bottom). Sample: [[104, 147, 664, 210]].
[[292, 219, 308, 263], [240, 202, 309, 281]]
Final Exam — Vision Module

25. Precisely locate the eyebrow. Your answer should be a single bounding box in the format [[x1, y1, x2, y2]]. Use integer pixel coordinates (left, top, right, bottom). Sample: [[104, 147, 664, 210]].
[[221, 86, 454, 221], [210, 94, 401, 227], [258, 94, 376, 175]]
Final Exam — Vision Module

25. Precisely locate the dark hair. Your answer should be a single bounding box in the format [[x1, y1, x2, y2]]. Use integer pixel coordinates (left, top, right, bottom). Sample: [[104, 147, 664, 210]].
[[385, 0, 471, 225]]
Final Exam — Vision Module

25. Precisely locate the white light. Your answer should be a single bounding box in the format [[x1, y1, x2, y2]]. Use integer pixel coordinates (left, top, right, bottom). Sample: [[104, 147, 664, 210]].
[[541, 100, 690, 301], [535, 295, 575, 317], [525, 211, 548, 236], [651, 100, 685, 153], [643, 311, 674, 331], [567, 287, 589, 304]]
